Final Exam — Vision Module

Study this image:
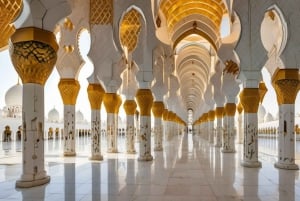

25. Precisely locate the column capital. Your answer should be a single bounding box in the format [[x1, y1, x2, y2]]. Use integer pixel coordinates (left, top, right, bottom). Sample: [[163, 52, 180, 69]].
[[237, 102, 243, 114], [152, 101, 165, 118], [272, 69, 300, 105], [10, 27, 58, 85], [135, 89, 153, 116], [162, 109, 168, 121], [58, 78, 80, 105], [208, 110, 215, 121], [103, 93, 122, 114], [215, 107, 224, 118], [239, 88, 260, 113], [123, 100, 137, 115], [87, 83, 105, 110], [225, 103, 236, 116]]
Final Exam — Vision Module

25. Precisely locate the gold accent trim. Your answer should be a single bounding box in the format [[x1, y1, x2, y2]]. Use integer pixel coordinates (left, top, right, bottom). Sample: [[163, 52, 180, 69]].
[[272, 69, 300, 105], [237, 102, 243, 114], [215, 107, 224, 118], [173, 28, 217, 51], [103, 93, 122, 114], [239, 88, 260, 113], [90, 0, 113, 25], [208, 110, 215, 121], [162, 109, 169, 121], [152, 101, 165, 118], [120, 8, 142, 52], [225, 103, 236, 116], [87, 83, 105, 110], [223, 60, 239, 75], [123, 100, 137, 115], [9, 27, 58, 85], [202, 113, 208, 122], [259, 82, 268, 103], [10, 27, 59, 51], [136, 89, 153, 116], [58, 79, 80, 105]]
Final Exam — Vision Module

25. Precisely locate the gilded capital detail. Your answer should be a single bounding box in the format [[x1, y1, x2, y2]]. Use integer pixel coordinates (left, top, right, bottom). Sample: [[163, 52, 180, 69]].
[[103, 93, 122, 114], [237, 102, 243, 114], [90, 0, 113, 25], [162, 109, 168, 121], [152, 101, 165, 118], [9, 27, 58, 85], [208, 110, 215, 121], [272, 69, 300, 105], [123, 100, 137, 115], [225, 103, 236, 116], [135, 89, 153, 116], [239, 88, 260, 113], [58, 79, 80, 105], [215, 107, 224, 118], [87, 84, 105, 110]]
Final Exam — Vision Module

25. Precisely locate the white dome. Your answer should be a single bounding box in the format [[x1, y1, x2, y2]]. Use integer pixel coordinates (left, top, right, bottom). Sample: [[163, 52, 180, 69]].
[[258, 104, 266, 123], [5, 83, 22, 107], [48, 107, 59, 122], [76, 110, 84, 122], [264, 113, 274, 122]]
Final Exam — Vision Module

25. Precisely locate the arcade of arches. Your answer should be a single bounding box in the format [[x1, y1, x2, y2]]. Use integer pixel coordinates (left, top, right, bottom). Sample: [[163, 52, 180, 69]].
[[1, 0, 300, 198]]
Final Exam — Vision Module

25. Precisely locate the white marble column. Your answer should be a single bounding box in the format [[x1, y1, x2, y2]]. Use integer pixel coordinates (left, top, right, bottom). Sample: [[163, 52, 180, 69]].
[[215, 107, 224, 147], [59, 79, 80, 156], [273, 69, 299, 170], [152, 101, 165, 151], [123, 100, 137, 154], [136, 89, 153, 161], [103, 93, 122, 153], [10, 27, 58, 187], [222, 103, 236, 153], [87, 83, 104, 160], [208, 110, 215, 144], [237, 103, 244, 144], [240, 88, 261, 167]]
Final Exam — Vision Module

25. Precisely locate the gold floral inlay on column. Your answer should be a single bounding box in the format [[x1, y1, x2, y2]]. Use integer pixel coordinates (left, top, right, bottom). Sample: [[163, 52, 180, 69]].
[[152, 101, 165, 118], [208, 110, 215, 121], [58, 79, 80, 105], [136, 89, 153, 116], [90, 0, 113, 25], [239, 88, 260, 113], [103, 93, 122, 114], [123, 100, 137, 115], [87, 83, 105, 110], [9, 27, 58, 85], [215, 107, 224, 118], [272, 69, 300, 105], [225, 103, 236, 116]]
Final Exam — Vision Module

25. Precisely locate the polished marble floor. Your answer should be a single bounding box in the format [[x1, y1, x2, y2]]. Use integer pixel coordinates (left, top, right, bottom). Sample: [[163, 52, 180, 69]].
[[0, 134, 300, 201]]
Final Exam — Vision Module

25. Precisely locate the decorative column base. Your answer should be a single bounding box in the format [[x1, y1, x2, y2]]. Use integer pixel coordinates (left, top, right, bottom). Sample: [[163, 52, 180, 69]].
[[274, 162, 299, 170], [16, 176, 50, 188], [64, 152, 76, 157], [138, 154, 153, 161], [241, 160, 261, 168], [89, 155, 103, 161]]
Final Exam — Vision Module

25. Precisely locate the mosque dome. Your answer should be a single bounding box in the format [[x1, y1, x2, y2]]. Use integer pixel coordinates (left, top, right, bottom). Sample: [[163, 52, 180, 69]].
[[258, 104, 266, 123], [5, 83, 22, 107], [48, 107, 60, 122], [264, 113, 274, 122], [76, 110, 84, 123]]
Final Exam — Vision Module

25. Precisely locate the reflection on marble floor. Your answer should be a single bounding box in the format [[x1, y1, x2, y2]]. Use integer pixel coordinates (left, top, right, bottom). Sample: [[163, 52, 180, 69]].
[[0, 134, 300, 201]]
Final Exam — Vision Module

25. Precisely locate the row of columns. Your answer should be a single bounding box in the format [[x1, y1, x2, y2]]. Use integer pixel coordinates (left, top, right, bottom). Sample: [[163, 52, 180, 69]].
[[194, 69, 300, 170]]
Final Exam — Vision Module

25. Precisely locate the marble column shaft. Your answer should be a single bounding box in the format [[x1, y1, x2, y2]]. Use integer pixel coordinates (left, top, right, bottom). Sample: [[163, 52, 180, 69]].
[[273, 69, 299, 170], [136, 89, 153, 161], [152, 101, 165, 151], [87, 83, 104, 160], [208, 110, 215, 144], [124, 100, 137, 154], [222, 103, 236, 153], [103, 93, 122, 153], [215, 107, 224, 147], [9, 27, 58, 187], [240, 88, 261, 167]]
